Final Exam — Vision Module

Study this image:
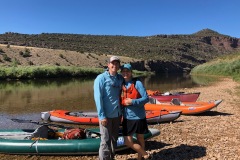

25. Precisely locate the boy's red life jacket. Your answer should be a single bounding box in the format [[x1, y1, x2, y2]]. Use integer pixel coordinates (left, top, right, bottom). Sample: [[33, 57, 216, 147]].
[[121, 79, 141, 106]]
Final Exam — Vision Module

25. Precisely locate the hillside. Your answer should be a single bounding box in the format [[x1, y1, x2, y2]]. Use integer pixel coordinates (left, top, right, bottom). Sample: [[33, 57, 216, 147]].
[[0, 44, 136, 69], [0, 29, 239, 73]]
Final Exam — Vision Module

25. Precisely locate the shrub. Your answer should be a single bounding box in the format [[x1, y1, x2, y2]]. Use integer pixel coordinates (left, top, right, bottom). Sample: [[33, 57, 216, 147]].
[[25, 48, 30, 53], [23, 52, 31, 57], [19, 51, 24, 55], [28, 61, 34, 65], [2, 54, 11, 62], [59, 54, 65, 59], [12, 58, 21, 67], [19, 49, 31, 57], [0, 48, 4, 53]]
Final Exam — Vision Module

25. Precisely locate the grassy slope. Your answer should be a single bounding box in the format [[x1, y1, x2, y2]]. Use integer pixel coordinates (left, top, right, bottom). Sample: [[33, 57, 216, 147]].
[[0, 44, 151, 79], [191, 51, 240, 81]]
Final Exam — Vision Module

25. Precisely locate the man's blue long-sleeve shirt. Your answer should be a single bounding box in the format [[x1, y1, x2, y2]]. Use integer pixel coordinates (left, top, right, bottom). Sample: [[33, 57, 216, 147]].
[[94, 71, 123, 120]]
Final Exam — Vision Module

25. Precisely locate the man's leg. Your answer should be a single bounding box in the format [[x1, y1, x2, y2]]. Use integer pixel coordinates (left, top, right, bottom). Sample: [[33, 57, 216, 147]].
[[109, 116, 121, 159], [99, 120, 111, 160]]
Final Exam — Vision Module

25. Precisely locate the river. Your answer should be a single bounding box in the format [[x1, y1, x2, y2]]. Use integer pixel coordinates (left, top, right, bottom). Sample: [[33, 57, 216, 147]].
[[0, 74, 214, 129]]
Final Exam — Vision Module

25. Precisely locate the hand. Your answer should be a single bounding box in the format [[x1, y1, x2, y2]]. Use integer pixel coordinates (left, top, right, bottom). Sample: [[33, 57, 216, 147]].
[[124, 98, 132, 106], [100, 118, 107, 126]]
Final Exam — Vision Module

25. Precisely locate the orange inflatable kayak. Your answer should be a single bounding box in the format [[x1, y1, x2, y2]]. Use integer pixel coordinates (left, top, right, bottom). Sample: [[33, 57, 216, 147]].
[[145, 110, 182, 123], [41, 109, 182, 125], [41, 110, 99, 125], [145, 98, 222, 115]]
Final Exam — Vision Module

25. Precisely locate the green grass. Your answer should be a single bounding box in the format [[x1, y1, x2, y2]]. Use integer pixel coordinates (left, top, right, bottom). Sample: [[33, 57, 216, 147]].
[[132, 70, 154, 77], [191, 51, 240, 82], [0, 66, 151, 80], [0, 66, 103, 79]]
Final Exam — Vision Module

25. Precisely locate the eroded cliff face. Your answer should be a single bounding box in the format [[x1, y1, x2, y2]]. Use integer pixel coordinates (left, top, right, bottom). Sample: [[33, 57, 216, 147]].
[[201, 36, 239, 50], [130, 60, 193, 74], [130, 36, 240, 74]]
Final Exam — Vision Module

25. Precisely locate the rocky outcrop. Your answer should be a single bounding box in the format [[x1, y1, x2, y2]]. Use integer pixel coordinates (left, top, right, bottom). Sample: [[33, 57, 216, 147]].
[[201, 36, 239, 50], [130, 60, 193, 74]]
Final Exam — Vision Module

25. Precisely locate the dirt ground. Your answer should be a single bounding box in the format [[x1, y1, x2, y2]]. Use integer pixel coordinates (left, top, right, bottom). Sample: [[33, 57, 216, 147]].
[[0, 78, 240, 160]]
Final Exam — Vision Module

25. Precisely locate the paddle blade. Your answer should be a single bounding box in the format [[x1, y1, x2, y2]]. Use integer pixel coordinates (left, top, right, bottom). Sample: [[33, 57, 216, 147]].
[[11, 118, 68, 128]]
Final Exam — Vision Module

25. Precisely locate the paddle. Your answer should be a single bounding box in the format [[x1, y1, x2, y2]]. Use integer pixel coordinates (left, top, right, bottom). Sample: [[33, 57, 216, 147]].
[[11, 118, 101, 136]]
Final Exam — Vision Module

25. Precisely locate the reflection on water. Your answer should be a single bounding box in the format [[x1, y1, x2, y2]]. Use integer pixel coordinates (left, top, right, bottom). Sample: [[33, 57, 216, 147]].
[[0, 78, 96, 114], [0, 74, 218, 115], [190, 75, 219, 85], [142, 74, 199, 91]]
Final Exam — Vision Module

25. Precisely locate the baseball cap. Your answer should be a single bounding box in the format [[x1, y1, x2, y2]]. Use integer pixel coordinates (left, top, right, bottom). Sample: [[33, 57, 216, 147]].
[[109, 56, 120, 63], [121, 63, 132, 71]]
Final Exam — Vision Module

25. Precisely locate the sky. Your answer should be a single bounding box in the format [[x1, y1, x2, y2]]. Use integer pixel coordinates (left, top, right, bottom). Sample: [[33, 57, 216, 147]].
[[1, 0, 240, 38]]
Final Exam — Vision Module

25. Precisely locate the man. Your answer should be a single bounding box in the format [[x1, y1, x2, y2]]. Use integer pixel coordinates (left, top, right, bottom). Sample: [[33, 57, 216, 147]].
[[93, 56, 123, 160]]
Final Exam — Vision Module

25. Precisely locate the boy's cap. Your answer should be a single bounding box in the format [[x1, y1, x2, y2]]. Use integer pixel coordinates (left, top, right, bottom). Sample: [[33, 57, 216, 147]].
[[109, 56, 120, 63]]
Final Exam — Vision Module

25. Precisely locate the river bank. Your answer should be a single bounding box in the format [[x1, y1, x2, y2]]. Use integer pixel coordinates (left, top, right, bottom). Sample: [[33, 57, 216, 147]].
[[0, 78, 239, 160]]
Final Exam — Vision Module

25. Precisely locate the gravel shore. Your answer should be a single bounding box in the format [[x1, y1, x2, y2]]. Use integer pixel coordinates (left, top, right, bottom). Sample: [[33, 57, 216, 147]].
[[1, 78, 239, 160]]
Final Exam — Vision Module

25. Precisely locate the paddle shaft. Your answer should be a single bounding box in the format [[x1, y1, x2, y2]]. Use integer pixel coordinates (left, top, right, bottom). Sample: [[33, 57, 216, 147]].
[[0, 133, 32, 137]]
